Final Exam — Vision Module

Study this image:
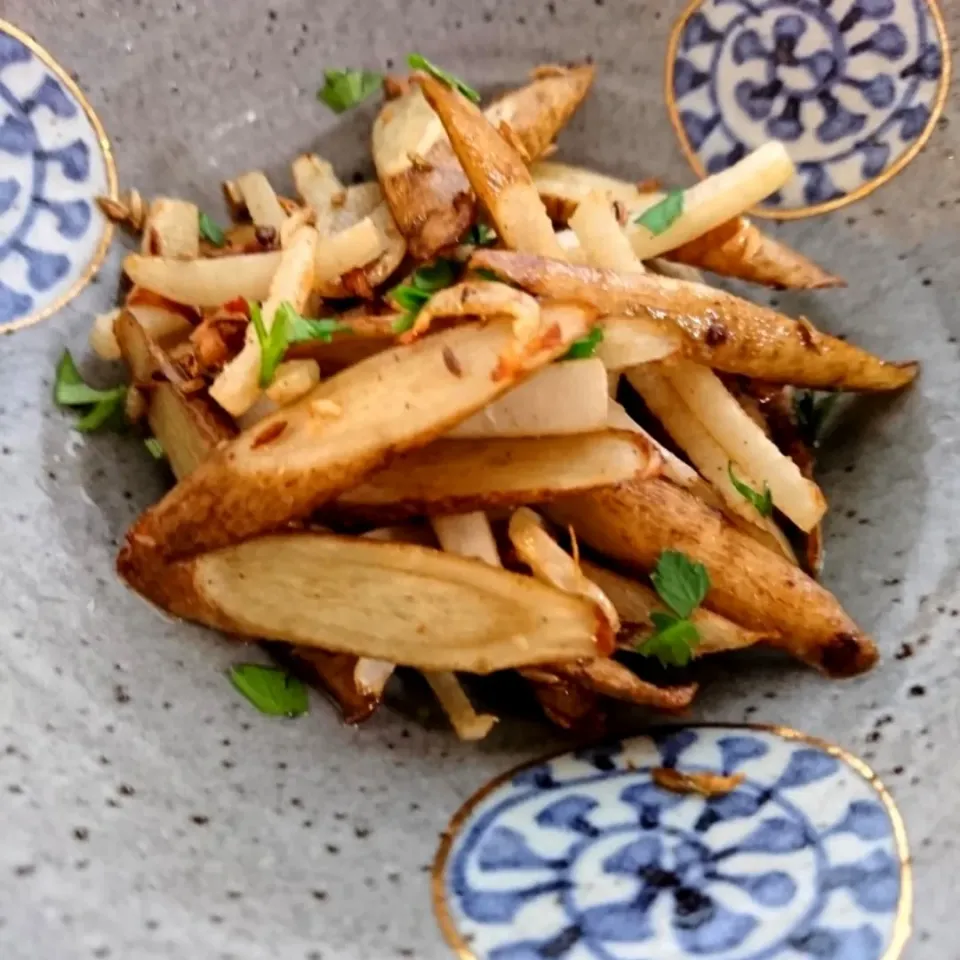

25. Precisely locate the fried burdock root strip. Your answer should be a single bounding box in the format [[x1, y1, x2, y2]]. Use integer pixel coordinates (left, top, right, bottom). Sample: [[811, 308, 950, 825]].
[[373, 65, 593, 259], [333, 430, 660, 525], [117, 310, 391, 723], [122, 302, 596, 563], [531, 157, 843, 290], [579, 558, 773, 658], [469, 250, 918, 392], [118, 533, 614, 672], [546, 477, 878, 677], [415, 74, 567, 260], [668, 218, 844, 291], [507, 508, 697, 711], [522, 669, 607, 733]]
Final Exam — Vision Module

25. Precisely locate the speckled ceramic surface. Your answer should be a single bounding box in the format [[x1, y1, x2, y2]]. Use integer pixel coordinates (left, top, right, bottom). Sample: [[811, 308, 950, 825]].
[[667, 0, 950, 216], [435, 728, 909, 959], [0, 21, 114, 330], [1, 2, 958, 959]]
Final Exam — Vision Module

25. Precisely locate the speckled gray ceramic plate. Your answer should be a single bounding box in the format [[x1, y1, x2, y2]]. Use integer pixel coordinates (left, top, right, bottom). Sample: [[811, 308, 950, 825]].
[[1, 2, 958, 958]]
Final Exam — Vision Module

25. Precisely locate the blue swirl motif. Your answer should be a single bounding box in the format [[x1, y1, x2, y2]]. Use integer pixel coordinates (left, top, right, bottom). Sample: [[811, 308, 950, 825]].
[[0, 29, 108, 326], [444, 730, 903, 959], [671, 0, 945, 209]]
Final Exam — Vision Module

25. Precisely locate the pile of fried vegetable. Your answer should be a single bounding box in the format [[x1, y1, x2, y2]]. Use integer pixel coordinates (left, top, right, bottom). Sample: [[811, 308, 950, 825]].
[[61, 56, 918, 737]]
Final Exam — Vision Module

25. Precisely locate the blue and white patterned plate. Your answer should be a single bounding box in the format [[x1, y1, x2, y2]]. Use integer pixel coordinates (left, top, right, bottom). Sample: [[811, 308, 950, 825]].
[[434, 726, 910, 959], [667, 0, 950, 217], [0, 21, 115, 332]]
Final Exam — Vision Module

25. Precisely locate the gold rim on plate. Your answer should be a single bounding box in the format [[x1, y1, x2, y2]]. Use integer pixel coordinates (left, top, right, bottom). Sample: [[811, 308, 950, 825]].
[[664, 0, 951, 220], [0, 19, 117, 334], [432, 723, 912, 960]]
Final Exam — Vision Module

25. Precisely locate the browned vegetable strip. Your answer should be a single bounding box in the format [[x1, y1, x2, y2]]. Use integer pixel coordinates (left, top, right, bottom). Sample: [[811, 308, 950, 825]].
[[546, 477, 877, 677], [470, 250, 917, 392], [373, 67, 593, 260], [486, 65, 594, 162], [549, 659, 697, 711], [119, 534, 614, 671], [579, 558, 773, 656], [115, 311, 236, 480], [121, 303, 595, 562], [417, 76, 566, 259], [521, 669, 607, 733], [667, 218, 844, 290], [283, 647, 381, 724], [334, 431, 658, 523]]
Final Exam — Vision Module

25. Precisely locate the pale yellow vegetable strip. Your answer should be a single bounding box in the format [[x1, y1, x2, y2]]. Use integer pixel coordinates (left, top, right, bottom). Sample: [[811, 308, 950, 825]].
[[124, 251, 282, 306], [209, 227, 318, 416], [595, 316, 680, 371], [569, 189, 815, 535], [235, 171, 288, 230], [431, 512, 503, 568], [508, 508, 619, 632], [626, 142, 794, 260], [606, 400, 718, 504], [447, 359, 609, 439], [667, 358, 826, 531], [428, 512, 501, 740], [315, 215, 385, 282], [141, 197, 199, 258], [292, 154, 345, 237], [626, 365, 798, 561], [569, 190, 645, 273]]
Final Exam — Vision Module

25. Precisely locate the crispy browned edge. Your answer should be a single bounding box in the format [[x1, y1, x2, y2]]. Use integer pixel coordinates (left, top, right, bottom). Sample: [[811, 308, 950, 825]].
[[330, 430, 660, 524]]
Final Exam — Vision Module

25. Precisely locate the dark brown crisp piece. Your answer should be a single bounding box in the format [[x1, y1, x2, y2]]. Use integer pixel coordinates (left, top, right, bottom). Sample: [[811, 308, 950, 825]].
[[652, 768, 745, 797]]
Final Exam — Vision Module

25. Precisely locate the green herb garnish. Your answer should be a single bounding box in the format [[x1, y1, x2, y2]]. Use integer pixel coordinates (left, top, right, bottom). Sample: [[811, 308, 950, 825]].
[[144, 437, 165, 460], [465, 223, 497, 246], [407, 54, 480, 103], [388, 259, 458, 334], [248, 299, 286, 387], [198, 211, 226, 247], [54, 351, 127, 432], [635, 550, 711, 667], [640, 614, 701, 668], [563, 325, 604, 361], [634, 188, 684, 237], [317, 69, 383, 113], [229, 664, 309, 717], [275, 301, 351, 345], [248, 300, 350, 386], [728, 462, 773, 518]]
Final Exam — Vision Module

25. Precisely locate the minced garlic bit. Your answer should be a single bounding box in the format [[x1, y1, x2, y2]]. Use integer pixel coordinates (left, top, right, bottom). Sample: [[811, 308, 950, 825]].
[[310, 398, 342, 418]]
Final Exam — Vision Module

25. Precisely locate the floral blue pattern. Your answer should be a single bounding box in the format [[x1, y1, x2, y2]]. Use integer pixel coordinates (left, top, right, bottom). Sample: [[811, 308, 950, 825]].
[[668, 0, 948, 213], [0, 24, 112, 329], [437, 728, 908, 959]]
